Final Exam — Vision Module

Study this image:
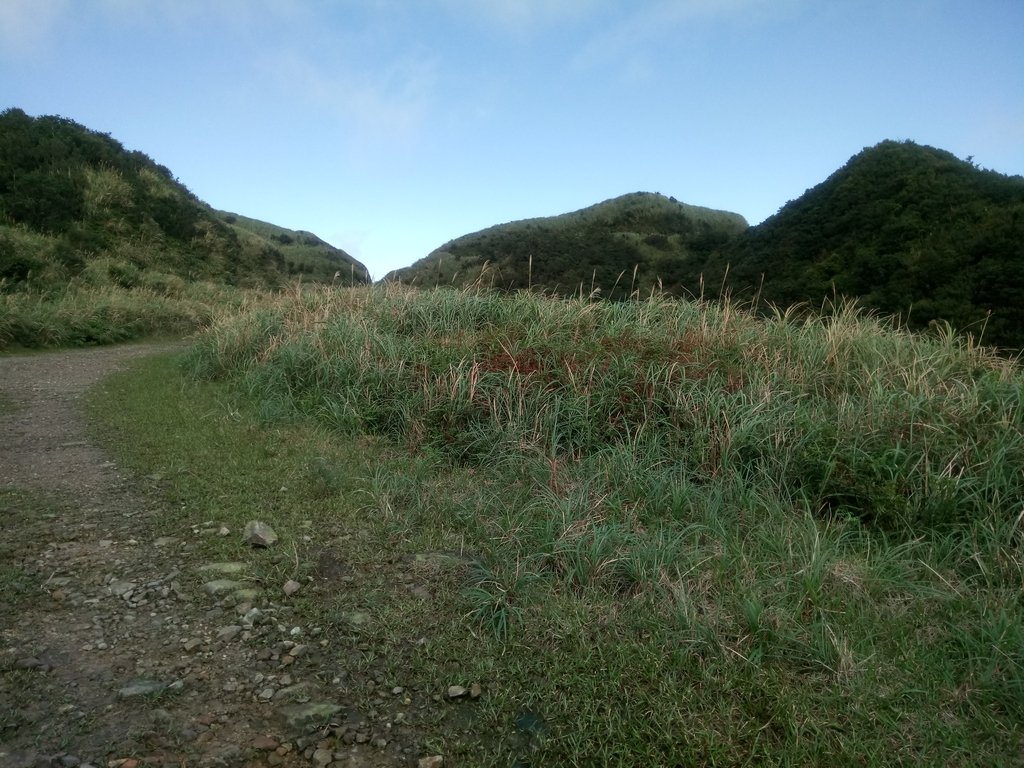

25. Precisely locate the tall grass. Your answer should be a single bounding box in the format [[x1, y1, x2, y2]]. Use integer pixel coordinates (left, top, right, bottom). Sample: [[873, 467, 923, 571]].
[[184, 284, 1024, 763], [0, 278, 256, 349], [187, 285, 1022, 533]]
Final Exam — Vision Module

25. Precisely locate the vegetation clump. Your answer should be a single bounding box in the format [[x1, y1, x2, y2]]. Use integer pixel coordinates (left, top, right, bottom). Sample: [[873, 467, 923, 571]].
[[180, 285, 1024, 764]]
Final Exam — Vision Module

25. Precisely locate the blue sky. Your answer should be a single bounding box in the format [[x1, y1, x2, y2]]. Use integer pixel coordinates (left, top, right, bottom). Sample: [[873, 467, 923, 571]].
[[2, 0, 1022, 278]]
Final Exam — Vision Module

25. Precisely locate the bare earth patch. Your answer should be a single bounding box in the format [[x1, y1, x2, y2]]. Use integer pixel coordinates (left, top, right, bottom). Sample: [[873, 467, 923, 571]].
[[0, 345, 414, 768]]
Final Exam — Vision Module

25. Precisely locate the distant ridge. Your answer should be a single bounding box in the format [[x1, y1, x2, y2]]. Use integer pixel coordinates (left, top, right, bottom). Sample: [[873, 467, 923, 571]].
[[384, 192, 748, 299]]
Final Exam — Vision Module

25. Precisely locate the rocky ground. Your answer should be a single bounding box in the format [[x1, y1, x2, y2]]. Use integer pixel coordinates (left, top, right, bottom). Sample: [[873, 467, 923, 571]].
[[0, 345, 448, 768]]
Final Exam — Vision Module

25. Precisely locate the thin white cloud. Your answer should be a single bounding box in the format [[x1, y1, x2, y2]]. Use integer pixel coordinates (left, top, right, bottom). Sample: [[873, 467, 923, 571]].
[[0, 0, 69, 57], [1, 0, 306, 55], [266, 50, 438, 145], [442, 0, 609, 34], [570, 0, 787, 72], [106, 0, 313, 33]]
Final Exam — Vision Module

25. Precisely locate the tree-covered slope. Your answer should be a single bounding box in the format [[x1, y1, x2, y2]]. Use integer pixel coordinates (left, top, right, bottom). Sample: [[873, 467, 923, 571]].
[[0, 108, 368, 290], [385, 192, 748, 299], [704, 140, 1024, 348]]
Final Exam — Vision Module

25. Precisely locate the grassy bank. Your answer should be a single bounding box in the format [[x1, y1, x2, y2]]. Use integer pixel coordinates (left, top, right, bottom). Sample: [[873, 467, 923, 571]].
[[0, 278, 258, 349], [99, 287, 1024, 764]]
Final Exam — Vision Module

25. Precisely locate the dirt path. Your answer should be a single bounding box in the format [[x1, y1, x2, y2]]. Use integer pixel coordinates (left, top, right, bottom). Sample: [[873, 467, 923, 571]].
[[0, 345, 415, 768]]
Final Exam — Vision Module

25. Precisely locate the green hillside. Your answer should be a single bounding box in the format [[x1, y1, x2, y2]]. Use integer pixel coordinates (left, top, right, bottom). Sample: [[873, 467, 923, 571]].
[[218, 211, 369, 284], [703, 140, 1024, 348], [385, 192, 748, 299], [0, 108, 368, 291]]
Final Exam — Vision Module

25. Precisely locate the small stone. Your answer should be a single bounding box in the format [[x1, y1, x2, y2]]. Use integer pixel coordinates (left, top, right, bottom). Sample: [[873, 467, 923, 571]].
[[470, 682, 483, 699], [252, 735, 279, 750], [217, 625, 243, 641], [244, 521, 278, 547], [202, 579, 243, 596], [196, 562, 247, 575], [283, 580, 302, 596], [446, 685, 467, 699], [259, 687, 276, 701], [218, 526, 231, 536], [277, 702, 343, 731], [312, 748, 333, 766], [108, 580, 136, 597], [153, 536, 179, 547], [117, 680, 166, 699], [182, 638, 204, 652], [233, 587, 261, 601], [418, 758, 444, 768], [273, 682, 315, 702]]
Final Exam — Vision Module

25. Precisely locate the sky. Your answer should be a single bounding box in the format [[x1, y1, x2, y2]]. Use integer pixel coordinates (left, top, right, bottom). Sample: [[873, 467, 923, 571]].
[[1, 1, 1022, 279]]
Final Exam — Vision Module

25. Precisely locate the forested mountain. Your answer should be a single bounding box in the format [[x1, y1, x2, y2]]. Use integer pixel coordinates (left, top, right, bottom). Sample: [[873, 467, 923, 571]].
[[385, 193, 748, 299], [703, 140, 1024, 348], [0, 108, 367, 290]]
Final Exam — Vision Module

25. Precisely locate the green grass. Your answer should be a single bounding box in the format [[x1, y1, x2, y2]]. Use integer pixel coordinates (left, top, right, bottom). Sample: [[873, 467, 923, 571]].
[[0, 280, 260, 349], [92, 287, 1024, 765]]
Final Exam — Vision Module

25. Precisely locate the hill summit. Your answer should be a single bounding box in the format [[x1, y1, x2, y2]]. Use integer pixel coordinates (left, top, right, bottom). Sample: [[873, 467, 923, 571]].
[[385, 192, 748, 299], [704, 140, 1024, 347], [0, 108, 368, 290]]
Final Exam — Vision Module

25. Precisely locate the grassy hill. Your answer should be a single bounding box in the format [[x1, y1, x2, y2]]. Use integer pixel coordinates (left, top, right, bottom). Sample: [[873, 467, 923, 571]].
[[384, 192, 748, 299], [0, 107, 368, 292], [0, 107, 369, 348], [218, 210, 369, 284], [703, 140, 1024, 348]]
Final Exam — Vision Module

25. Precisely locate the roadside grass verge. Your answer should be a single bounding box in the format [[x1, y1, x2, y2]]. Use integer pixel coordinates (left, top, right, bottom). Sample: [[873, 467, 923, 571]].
[[95, 288, 1024, 765], [0, 279, 257, 350]]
